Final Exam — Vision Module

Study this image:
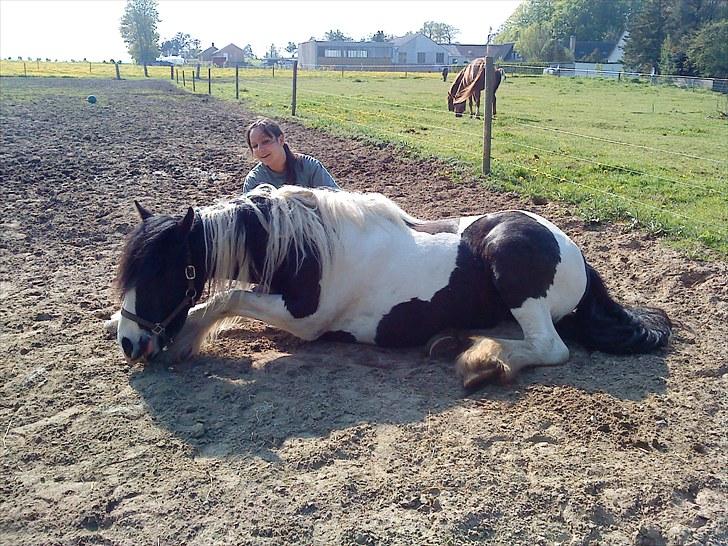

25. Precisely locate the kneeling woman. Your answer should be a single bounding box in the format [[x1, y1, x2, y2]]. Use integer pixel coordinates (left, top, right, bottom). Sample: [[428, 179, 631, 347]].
[[243, 118, 340, 193]]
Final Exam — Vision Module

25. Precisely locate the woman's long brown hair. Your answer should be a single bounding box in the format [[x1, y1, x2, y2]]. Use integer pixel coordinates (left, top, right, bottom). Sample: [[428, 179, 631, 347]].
[[245, 118, 298, 183]]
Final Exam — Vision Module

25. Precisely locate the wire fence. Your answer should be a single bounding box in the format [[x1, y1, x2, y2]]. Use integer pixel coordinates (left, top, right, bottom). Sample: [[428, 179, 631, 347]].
[[3, 59, 725, 252], [229, 66, 728, 251]]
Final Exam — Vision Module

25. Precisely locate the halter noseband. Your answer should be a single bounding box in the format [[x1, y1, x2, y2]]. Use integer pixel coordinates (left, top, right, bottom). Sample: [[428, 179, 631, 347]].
[[120, 244, 199, 348]]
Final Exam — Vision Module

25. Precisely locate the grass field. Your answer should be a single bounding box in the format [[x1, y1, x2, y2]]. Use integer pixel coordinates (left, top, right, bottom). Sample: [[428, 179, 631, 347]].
[[0, 59, 173, 79], [203, 67, 728, 256], [3, 61, 726, 256]]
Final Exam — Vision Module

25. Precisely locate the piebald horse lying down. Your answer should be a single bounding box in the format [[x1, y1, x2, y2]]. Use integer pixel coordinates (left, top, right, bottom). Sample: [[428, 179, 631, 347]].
[[107, 185, 671, 390]]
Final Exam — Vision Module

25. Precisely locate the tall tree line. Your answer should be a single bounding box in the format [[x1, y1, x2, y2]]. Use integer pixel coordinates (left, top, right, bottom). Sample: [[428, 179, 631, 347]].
[[495, 0, 727, 77], [623, 0, 728, 77]]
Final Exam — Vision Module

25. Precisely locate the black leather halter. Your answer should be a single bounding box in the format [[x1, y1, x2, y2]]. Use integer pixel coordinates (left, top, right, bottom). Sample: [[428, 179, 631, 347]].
[[120, 245, 199, 347]]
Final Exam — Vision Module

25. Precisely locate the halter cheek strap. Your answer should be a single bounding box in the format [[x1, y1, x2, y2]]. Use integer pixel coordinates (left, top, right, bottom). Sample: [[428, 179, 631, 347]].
[[121, 251, 199, 347]]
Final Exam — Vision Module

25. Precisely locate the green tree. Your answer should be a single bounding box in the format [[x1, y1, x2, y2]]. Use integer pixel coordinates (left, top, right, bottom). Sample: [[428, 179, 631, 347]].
[[552, 0, 635, 42], [687, 19, 728, 78], [160, 32, 200, 59], [265, 44, 279, 59], [419, 21, 459, 43], [325, 29, 353, 41], [242, 44, 254, 59], [496, 0, 557, 43], [659, 33, 678, 75], [285, 41, 297, 57], [515, 23, 554, 61], [371, 30, 388, 42], [623, 0, 669, 72], [120, 0, 160, 72], [541, 37, 574, 62]]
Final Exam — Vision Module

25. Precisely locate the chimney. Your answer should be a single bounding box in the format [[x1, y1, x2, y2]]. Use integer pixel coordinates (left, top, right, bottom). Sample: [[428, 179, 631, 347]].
[[569, 35, 575, 53]]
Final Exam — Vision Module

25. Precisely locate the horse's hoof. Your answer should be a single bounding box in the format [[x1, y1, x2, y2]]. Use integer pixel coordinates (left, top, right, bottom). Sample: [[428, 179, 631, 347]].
[[461, 364, 505, 392], [426, 331, 470, 359]]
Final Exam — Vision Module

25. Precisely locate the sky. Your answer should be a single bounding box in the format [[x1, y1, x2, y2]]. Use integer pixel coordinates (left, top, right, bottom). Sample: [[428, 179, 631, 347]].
[[0, 0, 522, 62]]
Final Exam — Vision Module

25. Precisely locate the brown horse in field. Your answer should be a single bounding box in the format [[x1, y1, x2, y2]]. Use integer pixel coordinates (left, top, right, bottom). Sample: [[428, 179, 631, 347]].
[[447, 59, 505, 118]]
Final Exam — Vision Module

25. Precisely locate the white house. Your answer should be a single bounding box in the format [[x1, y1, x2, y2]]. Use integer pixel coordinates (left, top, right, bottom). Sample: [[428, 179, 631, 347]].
[[390, 33, 451, 69]]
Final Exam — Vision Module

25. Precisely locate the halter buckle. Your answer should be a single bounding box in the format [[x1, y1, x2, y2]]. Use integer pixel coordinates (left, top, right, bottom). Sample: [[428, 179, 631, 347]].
[[185, 265, 196, 280], [151, 323, 166, 336]]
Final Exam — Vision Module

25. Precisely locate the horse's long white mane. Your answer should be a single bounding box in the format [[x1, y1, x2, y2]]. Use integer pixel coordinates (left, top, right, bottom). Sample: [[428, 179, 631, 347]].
[[197, 184, 419, 296]]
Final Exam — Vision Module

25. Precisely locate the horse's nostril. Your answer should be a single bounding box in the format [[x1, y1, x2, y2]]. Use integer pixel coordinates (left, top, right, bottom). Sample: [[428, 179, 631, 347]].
[[121, 337, 134, 358]]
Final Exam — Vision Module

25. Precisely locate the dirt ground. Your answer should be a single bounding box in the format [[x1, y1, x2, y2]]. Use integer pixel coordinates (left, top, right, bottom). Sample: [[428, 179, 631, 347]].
[[1, 77, 726, 545]]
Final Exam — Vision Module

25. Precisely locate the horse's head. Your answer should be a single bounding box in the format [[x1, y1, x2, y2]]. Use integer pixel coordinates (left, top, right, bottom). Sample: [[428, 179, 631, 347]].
[[114, 202, 202, 363], [447, 69, 467, 118]]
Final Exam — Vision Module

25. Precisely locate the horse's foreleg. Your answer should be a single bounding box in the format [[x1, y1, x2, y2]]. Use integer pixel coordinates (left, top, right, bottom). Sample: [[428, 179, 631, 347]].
[[493, 93, 497, 117], [214, 289, 323, 341], [158, 294, 236, 362], [455, 300, 569, 390], [475, 92, 481, 118], [104, 310, 121, 337]]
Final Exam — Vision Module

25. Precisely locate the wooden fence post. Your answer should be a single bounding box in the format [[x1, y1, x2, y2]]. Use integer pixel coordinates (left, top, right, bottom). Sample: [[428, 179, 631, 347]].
[[115, 62, 121, 80], [208, 68, 211, 95], [23, 62, 27, 77], [176, 69, 179, 83], [291, 60, 298, 116], [272, 64, 275, 78], [192, 71, 196, 92], [182, 71, 186, 87], [88, 61, 91, 73], [482, 56, 494, 175], [235, 65, 239, 99], [170, 65, 174, 80]]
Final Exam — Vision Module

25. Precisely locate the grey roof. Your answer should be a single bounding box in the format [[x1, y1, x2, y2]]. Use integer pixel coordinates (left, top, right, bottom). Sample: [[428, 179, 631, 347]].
[[300, 39, 387, 46], [391, 33, 417, 46], [574, 41, 615, 61], [446, 43, 515, 60], [215, 43, 244, 55]]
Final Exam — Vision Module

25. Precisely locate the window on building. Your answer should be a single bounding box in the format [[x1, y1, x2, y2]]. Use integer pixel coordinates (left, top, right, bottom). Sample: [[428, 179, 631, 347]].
[[324, 49, 342, 57], [398, 52, 407, 63], [346, 50, 368, 58], [417, 52, 426, 64], [436, 52, 444, 64]]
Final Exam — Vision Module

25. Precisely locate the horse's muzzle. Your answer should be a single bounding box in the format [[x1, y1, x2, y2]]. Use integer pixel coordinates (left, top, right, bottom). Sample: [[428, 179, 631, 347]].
[[121, 333, 159, 363]]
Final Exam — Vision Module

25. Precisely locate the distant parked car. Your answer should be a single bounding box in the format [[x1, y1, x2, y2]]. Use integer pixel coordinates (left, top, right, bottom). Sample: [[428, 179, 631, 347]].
[[154, 55, 186, 66], [543, 65, 561, 76]]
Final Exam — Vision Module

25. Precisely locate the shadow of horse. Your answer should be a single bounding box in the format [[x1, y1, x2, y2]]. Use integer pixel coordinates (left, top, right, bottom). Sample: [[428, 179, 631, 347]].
[[447, 59, 505, 118], [130, 334, 669, 459]]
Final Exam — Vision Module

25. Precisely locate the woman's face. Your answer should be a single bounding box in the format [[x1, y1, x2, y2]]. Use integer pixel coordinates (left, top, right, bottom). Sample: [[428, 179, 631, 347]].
[[249, 127, 286, 172]]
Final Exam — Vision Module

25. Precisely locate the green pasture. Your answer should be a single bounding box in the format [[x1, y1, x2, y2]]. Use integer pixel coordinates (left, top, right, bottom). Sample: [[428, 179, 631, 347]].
[[200, 67, 727, 256], [3, 60, 726, 256], [0, 59, 173, 79]]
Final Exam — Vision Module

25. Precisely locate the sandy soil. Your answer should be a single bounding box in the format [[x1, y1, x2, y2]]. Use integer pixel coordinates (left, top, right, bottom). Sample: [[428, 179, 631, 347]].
[[1, 77, 726, 545]]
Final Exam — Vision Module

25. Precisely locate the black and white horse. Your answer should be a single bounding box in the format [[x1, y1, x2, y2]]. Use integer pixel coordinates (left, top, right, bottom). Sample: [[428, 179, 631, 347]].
[[108, 185, 671, 390]]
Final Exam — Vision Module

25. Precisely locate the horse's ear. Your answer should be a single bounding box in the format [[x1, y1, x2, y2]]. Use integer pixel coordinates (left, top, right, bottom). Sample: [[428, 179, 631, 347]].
[[177, 207, 195, 235], [134, 200, 153, 220]]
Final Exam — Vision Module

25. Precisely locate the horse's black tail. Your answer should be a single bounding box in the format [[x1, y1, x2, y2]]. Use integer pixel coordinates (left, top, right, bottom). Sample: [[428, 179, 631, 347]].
[[556, 263, 671, 354]]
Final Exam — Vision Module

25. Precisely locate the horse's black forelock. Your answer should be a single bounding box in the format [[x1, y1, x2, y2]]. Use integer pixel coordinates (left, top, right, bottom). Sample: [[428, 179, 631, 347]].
[[115, 215, 180, 298]]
